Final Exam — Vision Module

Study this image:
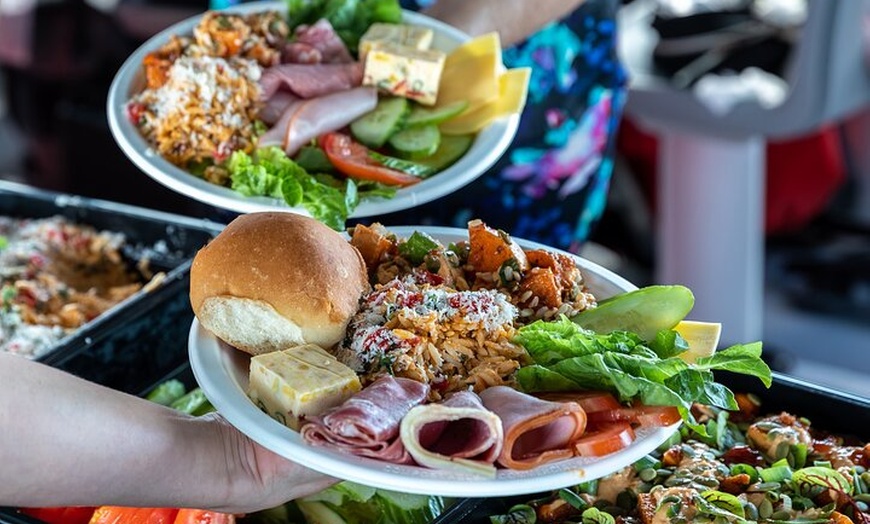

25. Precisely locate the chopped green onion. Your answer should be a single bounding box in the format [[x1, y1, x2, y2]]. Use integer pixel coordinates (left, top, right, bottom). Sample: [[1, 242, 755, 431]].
[[559, 488, 589, 511], [731, 463, 760, 483]]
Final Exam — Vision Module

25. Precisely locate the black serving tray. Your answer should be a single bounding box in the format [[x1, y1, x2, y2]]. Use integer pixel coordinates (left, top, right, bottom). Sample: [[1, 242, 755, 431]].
[[0, 180, 224, 394], [431, 370, 870, 524]]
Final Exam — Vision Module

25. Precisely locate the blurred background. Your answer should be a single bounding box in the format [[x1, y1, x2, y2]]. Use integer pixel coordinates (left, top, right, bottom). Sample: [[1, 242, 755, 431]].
[[1, 0, 868, 396]]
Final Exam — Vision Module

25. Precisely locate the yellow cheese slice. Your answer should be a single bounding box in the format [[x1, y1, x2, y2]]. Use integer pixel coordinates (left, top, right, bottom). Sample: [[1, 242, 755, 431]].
[[675, 320, 722, 363], [436, 32, 502, 107], [439, 67, 531, 135]]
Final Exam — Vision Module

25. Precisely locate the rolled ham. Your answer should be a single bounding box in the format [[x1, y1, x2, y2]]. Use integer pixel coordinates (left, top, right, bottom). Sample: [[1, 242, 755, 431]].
[[286, 18, 355, 64], [258, 86, 378, 156], [300, 375, 429, 464], [258, 91, 298, 126], [260, 62, 363, 100], [400, 390, 504, 477], [479, 386, 588, 470]]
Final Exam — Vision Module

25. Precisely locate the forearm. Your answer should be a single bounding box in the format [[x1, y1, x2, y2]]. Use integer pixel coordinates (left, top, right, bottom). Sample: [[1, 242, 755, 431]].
[[0, 353, 225, 509], [422, 0, 586, 48]]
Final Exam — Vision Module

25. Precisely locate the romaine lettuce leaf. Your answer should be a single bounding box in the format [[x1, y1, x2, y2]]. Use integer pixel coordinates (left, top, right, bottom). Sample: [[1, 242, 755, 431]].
[[226, 147, 378, 231], [513, 316, 771, 430]]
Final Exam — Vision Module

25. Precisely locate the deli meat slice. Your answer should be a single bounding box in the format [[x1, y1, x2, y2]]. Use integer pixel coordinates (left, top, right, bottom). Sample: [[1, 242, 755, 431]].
[[479, 386, 587, 470], [258, 86, 377, 156], [400, 390, 503, 477], [260, 62, 363, 100], [300, 375, 429, 464], [286, 19, 355, 64], [258, 91, 297, 125]]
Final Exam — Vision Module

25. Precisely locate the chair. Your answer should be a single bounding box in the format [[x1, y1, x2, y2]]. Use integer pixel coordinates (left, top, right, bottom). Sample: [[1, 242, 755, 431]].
[[616, 0, 870, 345]]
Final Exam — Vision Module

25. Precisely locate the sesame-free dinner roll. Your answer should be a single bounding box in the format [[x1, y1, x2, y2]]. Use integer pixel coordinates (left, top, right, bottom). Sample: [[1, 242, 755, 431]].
[[190, 212, 370, 355]]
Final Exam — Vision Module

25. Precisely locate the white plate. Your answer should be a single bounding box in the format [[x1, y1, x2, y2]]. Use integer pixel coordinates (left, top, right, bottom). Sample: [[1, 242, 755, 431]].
[[107, 3, 519, 218], [188, 227, 680, 497]]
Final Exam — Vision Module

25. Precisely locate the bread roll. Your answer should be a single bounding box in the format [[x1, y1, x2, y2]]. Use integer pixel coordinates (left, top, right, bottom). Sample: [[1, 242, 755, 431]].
[[190, 212, 370, 355]]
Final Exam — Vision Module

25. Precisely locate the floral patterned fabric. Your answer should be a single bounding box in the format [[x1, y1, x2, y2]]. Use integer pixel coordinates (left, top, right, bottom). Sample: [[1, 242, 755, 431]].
[[369, 0, 627, 254]]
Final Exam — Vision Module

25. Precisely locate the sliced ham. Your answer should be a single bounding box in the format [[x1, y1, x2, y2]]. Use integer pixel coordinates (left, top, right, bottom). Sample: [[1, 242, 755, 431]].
[[282, 42, 323, 65], [400, 390, 504, 477], [479, 386, 588, 470], [259, 86, 377, 156], [260, 62, 363, 100], [300, 375, 430, 464], [290, 18, 355, 64], [258, 91, 298, 126]]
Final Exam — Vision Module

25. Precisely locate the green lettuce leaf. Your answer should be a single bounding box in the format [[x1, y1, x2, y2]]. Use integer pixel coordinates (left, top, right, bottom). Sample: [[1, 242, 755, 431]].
[[227, 147, 373, 231], [512, 314, 770, 428], [513, 319, 652, 366], [693, 342, 772, 387]]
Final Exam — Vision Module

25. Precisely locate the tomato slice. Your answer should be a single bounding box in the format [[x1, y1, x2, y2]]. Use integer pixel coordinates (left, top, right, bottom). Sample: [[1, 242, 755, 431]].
[[572, 422, 636, 457], [174, 509, 236, 524], [20, 506, 96, 524], [89, 507, 179, 524], [320, 132, 421, 187], [587, 405, 681, 428], [536, 391, 622, 414]]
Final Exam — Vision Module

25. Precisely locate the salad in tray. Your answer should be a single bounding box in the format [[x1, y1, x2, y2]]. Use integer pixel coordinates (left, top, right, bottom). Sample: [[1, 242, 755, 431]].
[[489, 397, 870, 524], [125, 0, 529, 229], [186, 212, 773, 482]]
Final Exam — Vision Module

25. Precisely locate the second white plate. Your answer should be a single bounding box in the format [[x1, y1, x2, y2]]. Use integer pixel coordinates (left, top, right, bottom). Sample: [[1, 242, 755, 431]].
[[107, 3, 519, 218]]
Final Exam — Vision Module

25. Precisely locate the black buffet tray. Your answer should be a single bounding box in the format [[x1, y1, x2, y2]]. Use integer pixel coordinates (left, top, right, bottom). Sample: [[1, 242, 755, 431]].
[[431, 370, 870, 524], [0, 180, 224, 394]]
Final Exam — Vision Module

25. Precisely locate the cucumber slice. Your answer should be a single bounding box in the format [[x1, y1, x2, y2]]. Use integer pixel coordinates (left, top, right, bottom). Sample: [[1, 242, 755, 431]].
[[418, 134, 474, 171], [570, 285, 695, 342], [388, 124, 441, 159], [350, 96, 409, 148], [405, 100, 469, 127]]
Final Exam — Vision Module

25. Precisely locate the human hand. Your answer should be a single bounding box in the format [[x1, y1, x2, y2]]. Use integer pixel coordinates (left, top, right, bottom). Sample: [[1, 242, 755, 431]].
[[199, 413, 337, 514]]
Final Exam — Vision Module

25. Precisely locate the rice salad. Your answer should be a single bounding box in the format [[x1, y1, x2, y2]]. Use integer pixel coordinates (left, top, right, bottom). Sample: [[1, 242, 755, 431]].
[[336, 220, 599, 400], [127, 11, 288, 169], [0, 216, 153, 358]]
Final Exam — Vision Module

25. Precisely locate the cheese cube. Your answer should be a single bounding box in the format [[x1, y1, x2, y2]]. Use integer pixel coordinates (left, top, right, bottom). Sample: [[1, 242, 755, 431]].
[[363, 43, 446, 106], [358, 23, 434, 61], [247, 344, 361, 430]]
